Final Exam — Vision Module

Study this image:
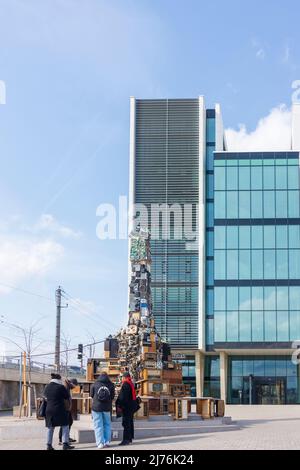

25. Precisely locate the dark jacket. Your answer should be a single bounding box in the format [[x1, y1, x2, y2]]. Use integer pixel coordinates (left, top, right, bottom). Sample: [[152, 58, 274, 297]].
[[44, 380, 70, 428], [116, 382, 135, 415], [91, 374, 115, 412]]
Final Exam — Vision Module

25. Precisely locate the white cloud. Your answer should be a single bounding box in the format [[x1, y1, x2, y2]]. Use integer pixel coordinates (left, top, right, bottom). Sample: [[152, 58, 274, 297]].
[[225, 105, 292, 151], [0, 236, 64, 294], [256, 48, 265, 60], [34, 214, 82, 239], [251, 38, 266, 61]]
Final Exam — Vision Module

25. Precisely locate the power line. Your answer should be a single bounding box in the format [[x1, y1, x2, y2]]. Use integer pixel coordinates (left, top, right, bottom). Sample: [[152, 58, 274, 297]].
[[5, 339, 106, 360], [62, 291, 119, 330], [0, 282, 54, 303]]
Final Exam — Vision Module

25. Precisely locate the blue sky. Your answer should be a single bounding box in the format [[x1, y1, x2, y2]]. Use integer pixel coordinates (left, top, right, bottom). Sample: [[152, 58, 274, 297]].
[[0, 0, 299, 362]]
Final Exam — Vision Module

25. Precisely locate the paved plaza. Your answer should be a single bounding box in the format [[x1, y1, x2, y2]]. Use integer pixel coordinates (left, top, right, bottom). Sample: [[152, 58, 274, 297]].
[[1, 406, 300, 450]]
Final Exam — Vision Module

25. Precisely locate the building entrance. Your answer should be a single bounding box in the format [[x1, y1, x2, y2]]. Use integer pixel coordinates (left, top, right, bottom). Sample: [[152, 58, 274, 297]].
[[253, 378, 286, 405]]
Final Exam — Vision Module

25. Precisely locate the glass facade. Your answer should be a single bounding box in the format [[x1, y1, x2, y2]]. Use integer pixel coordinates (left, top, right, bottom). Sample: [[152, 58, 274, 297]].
[[204, 356, 221, 398], [205, 110, 216, 348], [134, 99, 200, 347], [174, 355, 196, 397], [132, 98, 300, 404], [212, 152, 300, 345], [228, 356, 300, 404]]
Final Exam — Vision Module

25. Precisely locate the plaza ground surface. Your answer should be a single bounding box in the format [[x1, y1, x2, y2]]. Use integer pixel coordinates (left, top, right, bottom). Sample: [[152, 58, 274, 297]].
[[1, 406, 300, 450]]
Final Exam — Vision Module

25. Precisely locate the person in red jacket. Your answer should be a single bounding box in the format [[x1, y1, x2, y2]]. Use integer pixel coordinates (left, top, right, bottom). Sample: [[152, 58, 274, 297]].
[[116, 372, 136, 446]]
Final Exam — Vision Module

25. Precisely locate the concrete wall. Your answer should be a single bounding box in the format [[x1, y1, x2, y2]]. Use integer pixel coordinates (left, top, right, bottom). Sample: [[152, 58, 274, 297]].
[[0, 380, 45, 410]]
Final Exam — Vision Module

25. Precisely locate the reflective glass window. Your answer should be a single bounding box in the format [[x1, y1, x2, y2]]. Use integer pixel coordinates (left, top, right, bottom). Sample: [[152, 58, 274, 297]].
[[239, 250, 251, 279], [215, 167, 226, 190], [264, 311, 276, 341], [276, 166, 287, 190], [239, 191, 250, 218], [239, 287, 251, 310], [276, 191, 287, 218], [227, 287, 239, 310], [206, 289, 214, 315], [252, 286, 264, 310], [215, 192, 226, 218], [263, 166, 275, 190], [252, 311, 264, 341], [252, 226, 263, 249], [227, 226, 238, 249], [264, 226, 275, 249], [215, 251, 226, 279], [290, 311, 300, 340], [264, 250, 276, 278], [227, 250, 239, 279], [215, 226, 226, 249], [214, 287, 226, 310], [288, 191, 300, 217], [239, 311, 251, 341], [276, 225, 288, 249], [251, 166, 262, 190], [227, 310, 239, 341], [227, 167, 238, 190], [214, 311, 226, 341], [206, 231, 214, 256], [276, 250, 288, 278], [239, 226, 250, 249], [251, 191, 263, 218], [251, 250, 263, 279], [239, 167, 250, 190], [264, 191, 275, 218], [265, 359, 276, 376], [290, 286, 300, 309], [289, 250, 300, 278], [206, 175, 214, 199], [264, 287, 276, 310], [288, 166, 299, 190], [277, 286, 289, 310], [227, 192, 238, 218], [277, 311, 289, 341], [289, 226, 300, 249]]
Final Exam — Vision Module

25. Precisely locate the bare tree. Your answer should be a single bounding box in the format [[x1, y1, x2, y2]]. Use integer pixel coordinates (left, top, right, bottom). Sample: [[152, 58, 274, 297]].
[[86, 330, 97, 358], [61, 332, 72, 376], [0, 317, 46, 384], [16, 319, 45, 384]]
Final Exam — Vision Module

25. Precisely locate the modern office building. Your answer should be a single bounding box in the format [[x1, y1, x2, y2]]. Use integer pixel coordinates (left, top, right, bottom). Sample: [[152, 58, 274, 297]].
[[129, 96, 300, 404]]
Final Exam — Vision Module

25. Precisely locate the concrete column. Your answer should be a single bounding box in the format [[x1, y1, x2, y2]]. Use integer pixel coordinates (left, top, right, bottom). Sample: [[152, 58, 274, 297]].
[[195, 350, 205, 397], [220, 352, 228, 403]]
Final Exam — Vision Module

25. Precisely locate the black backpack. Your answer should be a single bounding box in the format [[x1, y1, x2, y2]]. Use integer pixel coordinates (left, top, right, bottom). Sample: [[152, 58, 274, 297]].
[[97, 385, 111, 402]]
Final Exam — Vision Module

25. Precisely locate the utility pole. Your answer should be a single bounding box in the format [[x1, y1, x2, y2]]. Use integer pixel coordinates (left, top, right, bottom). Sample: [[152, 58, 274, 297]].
[[55, 286, 68, 373]]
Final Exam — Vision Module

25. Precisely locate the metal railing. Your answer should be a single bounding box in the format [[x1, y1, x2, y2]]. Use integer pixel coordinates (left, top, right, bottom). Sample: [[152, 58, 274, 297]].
[[0, 358, 86, 377]]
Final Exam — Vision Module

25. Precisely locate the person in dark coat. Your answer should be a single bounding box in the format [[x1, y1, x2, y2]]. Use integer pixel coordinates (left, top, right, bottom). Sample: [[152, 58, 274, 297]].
[[43, 373, 74, 451], [58, 378, 78, 445], [90, 372, 115, 449], [116, 372, 136, 446]]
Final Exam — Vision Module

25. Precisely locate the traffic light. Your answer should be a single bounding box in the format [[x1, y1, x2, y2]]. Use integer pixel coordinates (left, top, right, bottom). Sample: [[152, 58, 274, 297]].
[[78, 344, 83, 360]]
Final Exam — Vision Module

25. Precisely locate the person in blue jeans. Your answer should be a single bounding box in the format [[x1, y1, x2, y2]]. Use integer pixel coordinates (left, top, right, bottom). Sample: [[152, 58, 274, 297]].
[[90, 372, 115, 449]]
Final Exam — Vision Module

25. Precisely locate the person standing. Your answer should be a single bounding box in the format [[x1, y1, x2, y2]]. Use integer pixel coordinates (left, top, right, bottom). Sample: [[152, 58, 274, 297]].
[[116, 372, 136, 446], [58, 378, 78, 446], [44, 373, 75, 451], [91, 372, 115, 449]]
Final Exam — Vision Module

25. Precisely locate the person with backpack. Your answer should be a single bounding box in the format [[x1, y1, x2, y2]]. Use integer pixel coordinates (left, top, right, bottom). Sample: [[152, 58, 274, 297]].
[[116, 372, 139, 446], [90, 372, 115, 449]]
